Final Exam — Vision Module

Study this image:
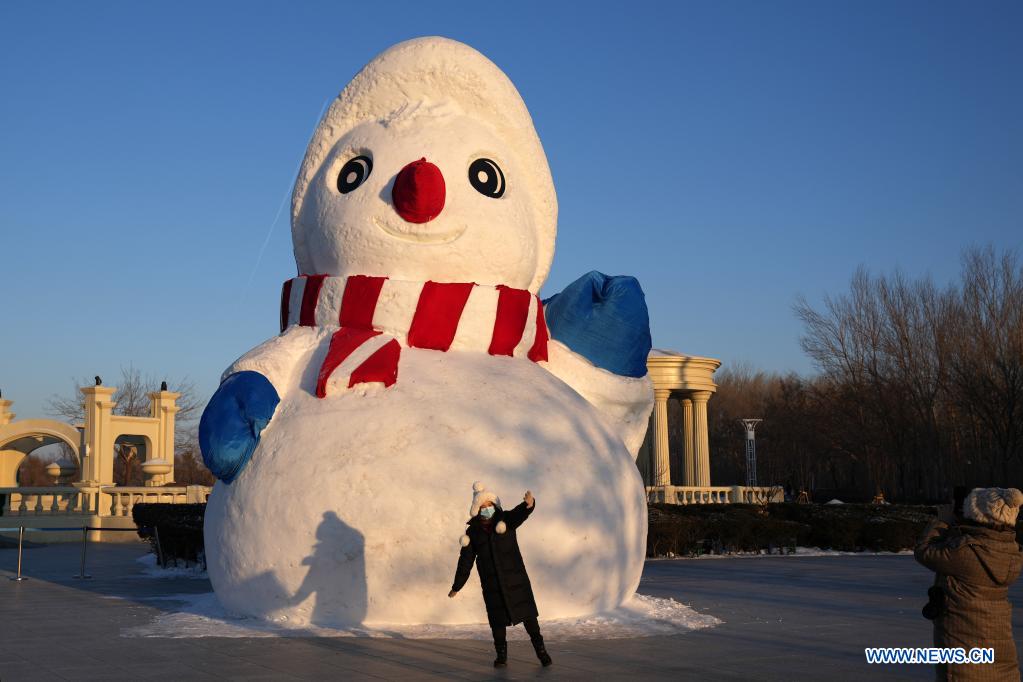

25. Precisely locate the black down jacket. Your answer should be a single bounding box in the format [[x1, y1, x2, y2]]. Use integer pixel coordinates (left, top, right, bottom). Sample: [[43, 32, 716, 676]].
[[451, 501, 538, 626]]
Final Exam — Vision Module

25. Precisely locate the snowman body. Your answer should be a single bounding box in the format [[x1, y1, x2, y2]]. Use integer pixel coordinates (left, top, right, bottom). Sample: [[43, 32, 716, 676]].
[[201, 37, 655, 627], [205, 336, 647, 625]]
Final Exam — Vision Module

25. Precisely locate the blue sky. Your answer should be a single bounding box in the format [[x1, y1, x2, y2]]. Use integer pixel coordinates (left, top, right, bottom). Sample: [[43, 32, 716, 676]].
[[2, 1, 1021, 419]]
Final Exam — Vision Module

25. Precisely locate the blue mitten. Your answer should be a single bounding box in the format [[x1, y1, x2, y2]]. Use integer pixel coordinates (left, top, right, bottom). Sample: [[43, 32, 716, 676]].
[[199, 371, 280, 483], [544, 271, 652, 378]]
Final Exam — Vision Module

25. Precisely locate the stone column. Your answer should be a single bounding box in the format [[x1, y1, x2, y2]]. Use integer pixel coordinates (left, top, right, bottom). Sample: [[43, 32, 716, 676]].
[[652, 389, 672, 487], [149, 390, 180, 483], [0, 399, 18, 487], [681, 397, 695, 485], [79, 386, 117, 486], [0, 450, 26, 487], [691, 390, 713, 486]]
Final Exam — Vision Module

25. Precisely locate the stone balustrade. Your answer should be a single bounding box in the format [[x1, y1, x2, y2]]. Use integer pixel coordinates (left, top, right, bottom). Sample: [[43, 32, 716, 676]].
[[1, 486, 88, 515], [647, 485, 784, 505], [0, 484, 211, 518], [102, 486, 209, 517], [0, 387, 202, 542], [730, 485, 785, 505]]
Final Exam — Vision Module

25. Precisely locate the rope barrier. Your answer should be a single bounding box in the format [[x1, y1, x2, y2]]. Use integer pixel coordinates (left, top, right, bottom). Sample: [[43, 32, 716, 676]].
[[0, 527, 87, 532], [3, 525, 150, 581], [10, 527, 25, 581]]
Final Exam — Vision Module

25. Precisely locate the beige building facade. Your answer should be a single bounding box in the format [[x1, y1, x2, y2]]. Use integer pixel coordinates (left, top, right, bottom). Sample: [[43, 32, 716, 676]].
[[0, 385, 209, 541]]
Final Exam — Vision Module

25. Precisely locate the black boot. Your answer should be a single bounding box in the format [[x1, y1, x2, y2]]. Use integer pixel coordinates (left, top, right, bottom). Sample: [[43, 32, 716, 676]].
[[493, 642, 508, 667], [532, 639, 552, 667]]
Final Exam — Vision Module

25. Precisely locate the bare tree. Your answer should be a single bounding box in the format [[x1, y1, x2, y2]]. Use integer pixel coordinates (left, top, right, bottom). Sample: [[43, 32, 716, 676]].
[[790, 245, 1023, 500], [947, 247, 1023, 483]]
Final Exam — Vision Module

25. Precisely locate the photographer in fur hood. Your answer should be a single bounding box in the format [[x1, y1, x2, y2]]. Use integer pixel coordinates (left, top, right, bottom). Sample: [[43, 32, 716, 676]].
[[915, 487, 1023, 681]]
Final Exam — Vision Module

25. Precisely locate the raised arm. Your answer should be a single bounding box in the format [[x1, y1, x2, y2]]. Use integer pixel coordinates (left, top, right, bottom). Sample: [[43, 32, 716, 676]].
[[914, 519, 977, 576], [200, 326, 320, 483], [541, 271, 654, 457]]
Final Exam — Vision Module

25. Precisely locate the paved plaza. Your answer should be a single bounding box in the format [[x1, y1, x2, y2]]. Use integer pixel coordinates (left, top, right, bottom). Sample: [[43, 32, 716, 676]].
[[3, 540, 1021, 680]]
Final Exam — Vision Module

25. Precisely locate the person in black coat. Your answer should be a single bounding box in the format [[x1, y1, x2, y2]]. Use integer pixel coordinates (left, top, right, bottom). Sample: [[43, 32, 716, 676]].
[[449, 481, 552, 668]]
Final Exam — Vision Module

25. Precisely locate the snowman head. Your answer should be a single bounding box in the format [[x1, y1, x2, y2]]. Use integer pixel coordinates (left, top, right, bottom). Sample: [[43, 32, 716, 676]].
[[291, 37, 558, 294]]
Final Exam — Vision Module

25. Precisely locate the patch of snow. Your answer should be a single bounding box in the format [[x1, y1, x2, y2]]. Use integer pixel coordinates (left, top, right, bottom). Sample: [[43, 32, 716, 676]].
[[826, 499, 844, 505], [123, 592, 720, 640], [660, 547, 913, 560], [132, 553, 208, 579], [791, 547, 912, 557]]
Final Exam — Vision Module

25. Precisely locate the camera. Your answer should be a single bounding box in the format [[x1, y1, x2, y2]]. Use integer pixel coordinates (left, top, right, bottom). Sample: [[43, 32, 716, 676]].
[[922, 586, 945, 620]]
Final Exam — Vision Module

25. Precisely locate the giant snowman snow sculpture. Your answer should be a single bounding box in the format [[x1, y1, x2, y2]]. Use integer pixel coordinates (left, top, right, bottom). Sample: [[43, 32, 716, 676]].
[[200, 37, 654, 627]]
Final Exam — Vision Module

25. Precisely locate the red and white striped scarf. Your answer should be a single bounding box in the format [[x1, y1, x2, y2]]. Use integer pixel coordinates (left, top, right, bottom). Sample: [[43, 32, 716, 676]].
[[280, 275, 549, 397]]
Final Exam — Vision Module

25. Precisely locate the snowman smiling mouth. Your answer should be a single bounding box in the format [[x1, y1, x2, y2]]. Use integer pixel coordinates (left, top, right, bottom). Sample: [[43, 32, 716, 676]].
[[372, 215, 468, 244], [373, 158, 468, 243]]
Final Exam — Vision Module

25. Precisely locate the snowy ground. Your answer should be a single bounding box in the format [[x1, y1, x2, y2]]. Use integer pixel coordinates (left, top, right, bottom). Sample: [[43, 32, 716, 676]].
[[127, 555, 721, 640], [2, 542, 962, 680], [123, 546, 913, 640], [654, 546, 914, 560], [134, 553, 209, 579], [124, 590, 720, 640]]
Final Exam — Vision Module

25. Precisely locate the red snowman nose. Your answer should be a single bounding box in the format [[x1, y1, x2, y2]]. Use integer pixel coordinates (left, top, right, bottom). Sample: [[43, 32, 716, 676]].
[[391, 158, 445, 223]]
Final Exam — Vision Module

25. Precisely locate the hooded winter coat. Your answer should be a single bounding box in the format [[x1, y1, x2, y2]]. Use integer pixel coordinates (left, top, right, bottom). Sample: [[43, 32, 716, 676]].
[[915, 518, 1023, 681], [451, 501, 538, 627]]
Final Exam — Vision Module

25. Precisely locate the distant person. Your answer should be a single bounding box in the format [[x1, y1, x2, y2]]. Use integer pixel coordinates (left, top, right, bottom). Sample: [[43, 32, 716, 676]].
[[448, 482, 551, 668], [915, 487, 1023, 681]]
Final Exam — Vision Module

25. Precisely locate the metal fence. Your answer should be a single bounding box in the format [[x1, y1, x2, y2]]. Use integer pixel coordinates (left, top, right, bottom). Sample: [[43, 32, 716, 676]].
[[1, 525, 156, 581]]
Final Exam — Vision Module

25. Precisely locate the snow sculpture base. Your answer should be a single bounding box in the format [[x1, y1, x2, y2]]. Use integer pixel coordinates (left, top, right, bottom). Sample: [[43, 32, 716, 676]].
[[205, 339, 647, 627], [125, 592, 720, 640]]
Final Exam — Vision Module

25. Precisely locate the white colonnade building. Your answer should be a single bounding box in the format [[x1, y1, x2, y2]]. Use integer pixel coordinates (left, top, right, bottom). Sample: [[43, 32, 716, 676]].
[[639, 350, 780, 505]]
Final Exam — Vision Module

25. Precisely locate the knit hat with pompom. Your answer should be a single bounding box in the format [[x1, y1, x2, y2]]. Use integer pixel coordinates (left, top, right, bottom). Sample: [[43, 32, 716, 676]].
[[460, 482, 506, 546], [964, 487, 1023, 527], [469, 481, 501, 517]]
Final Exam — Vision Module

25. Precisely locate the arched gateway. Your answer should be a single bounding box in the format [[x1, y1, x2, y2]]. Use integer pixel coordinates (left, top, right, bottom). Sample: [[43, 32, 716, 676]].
[[0, 387, 210, 541], [0, 414, 81, 487]]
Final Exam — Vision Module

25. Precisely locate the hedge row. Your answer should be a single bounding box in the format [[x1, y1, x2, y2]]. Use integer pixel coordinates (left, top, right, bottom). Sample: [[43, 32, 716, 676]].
[[132, 503, 205, 567], [647, 502, 938, 557]]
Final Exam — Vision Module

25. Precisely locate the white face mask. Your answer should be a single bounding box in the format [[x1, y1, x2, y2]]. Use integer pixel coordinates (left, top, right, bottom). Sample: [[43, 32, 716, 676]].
[[479, 506, 495, 519]]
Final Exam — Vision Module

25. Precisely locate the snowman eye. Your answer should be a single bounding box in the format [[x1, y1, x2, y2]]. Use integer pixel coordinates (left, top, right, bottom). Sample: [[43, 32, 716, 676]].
[[468, 158, 505, 198], [337, 155, 372, 194]]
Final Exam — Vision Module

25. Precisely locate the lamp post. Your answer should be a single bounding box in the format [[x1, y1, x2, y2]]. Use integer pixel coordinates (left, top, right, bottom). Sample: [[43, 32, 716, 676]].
[[739, 419, 762, 488]]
